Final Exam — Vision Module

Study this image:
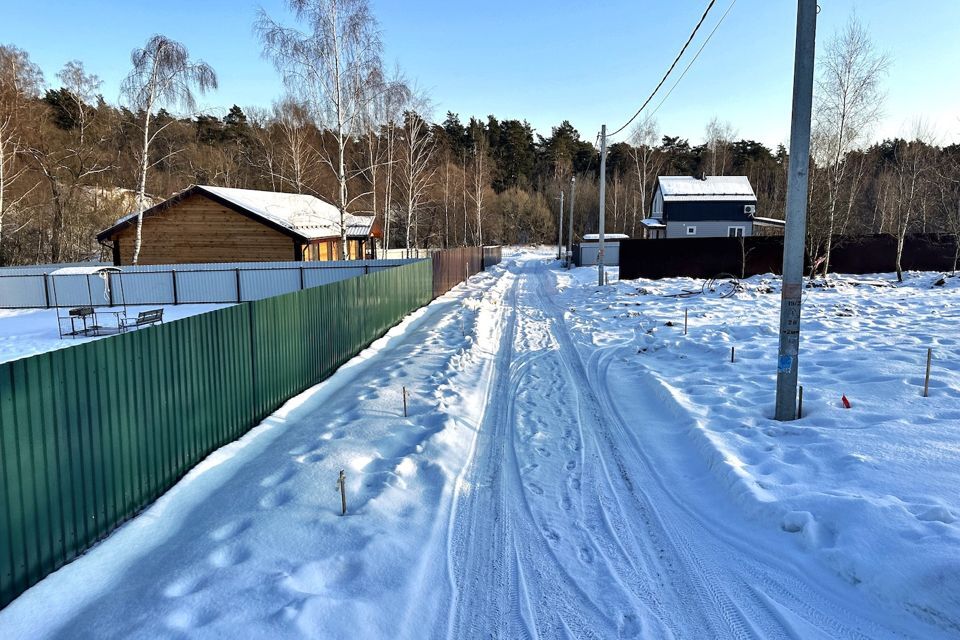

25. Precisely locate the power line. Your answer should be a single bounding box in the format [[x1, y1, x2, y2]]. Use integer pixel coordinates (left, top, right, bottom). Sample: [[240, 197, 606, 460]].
[[648, 0, 738, 121], [607, 0, 719, 139]]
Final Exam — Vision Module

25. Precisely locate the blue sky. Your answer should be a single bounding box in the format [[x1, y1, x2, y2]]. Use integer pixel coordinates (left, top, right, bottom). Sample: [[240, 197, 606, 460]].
[[2, 0, 958, 147]]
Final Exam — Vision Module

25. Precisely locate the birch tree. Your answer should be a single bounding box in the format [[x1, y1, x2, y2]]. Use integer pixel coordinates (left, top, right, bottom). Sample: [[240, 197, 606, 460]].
[[257, 0, 386, 259], [360, 67, 407, 253], [395, 100, 436, 250], [273, 97, 317, 193], [813, 16, 889, 276], [121, 35, 217, 263], [629, 114, 661, 236], [704, 117, 736, 176], [882, 127, 935, 282], [469, 125, 489, 246]]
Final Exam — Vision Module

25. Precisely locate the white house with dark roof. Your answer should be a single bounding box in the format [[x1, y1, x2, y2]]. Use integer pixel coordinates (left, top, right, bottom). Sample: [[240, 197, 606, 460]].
[[641, 176, 784, 239]]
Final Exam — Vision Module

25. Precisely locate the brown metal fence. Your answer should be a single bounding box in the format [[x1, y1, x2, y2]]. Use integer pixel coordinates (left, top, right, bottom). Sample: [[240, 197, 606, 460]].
[[432, 247, 484, 298], [619, 234, 960, 280], [482, 246, 502, 270]]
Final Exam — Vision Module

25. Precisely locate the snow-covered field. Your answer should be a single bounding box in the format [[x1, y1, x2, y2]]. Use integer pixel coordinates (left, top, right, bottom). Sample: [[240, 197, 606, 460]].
[[555, 264, 960, 634], [0, 248, 957, 638], [0, 304, 231, 364]]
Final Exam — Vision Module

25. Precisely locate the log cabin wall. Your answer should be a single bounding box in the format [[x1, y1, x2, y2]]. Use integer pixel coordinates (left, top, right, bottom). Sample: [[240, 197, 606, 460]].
[[110, 193, 296, 265]]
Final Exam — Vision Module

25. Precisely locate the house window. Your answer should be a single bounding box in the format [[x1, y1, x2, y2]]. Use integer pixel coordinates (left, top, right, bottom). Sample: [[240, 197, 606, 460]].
[[728, 226, 745, 238], [686, 226, 697, 236]]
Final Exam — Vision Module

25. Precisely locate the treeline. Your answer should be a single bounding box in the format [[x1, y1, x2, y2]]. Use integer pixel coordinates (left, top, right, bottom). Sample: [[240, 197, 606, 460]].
[[0, 4, 958, 271]]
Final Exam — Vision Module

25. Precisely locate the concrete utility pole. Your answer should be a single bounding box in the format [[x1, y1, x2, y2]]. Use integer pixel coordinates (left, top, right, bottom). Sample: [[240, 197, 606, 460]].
[[557, 190, 564, 260], [598, 124, 608, 286], [775, 0, 817, 421], [567, 176, 576, 268]]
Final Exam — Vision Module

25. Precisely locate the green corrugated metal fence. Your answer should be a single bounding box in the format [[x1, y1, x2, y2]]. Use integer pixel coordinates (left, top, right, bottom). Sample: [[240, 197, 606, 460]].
[[0, 259, 432, 609]]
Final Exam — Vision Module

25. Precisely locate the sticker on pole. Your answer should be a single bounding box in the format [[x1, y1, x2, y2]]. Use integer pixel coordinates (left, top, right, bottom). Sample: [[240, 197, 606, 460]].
[[778, 355, 794, 374]]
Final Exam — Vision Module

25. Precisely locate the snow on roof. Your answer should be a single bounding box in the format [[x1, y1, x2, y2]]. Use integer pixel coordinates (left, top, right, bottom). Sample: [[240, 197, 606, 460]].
[[201, 186, 374, 240], [657, 176, 756, 201], [640, 218, 666, 229], [100, 185, 376, 241], [48, 266, 121, 276], [582, 233, 630, 241]]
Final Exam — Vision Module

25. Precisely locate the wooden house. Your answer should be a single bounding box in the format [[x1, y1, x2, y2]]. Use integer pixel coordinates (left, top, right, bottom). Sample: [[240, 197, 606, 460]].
[[640, 176, 784, 239], [97, 185, 380, 265]]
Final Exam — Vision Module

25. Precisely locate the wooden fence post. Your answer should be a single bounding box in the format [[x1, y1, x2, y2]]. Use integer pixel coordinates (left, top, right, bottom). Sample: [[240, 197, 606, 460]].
[[923, 348, 932, 397]]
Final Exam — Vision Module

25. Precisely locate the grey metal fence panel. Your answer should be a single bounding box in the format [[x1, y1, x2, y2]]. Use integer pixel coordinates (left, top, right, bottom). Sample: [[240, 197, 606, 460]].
[[303, 267, 367, 288], [239, 268, 301, 301], [47, 274, 111, 308], [0, 259, 421, 308], [0, 277, 47, 308], [175, 270, 239, 304], [114, 272, 175, 305]]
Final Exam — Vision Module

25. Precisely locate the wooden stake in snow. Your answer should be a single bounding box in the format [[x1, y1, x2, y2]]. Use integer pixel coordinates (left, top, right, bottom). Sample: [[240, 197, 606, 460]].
[[923, 347, 933, 397], [402, 386, 408, 417], [337, 470, 347, 516], [797, 385, 803, 419], [684, 309, 688, 335], [730, 346, 736, 363]]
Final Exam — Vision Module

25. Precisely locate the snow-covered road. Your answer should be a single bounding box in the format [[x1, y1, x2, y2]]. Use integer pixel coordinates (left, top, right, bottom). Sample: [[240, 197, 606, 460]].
[[0, 250, 953, 638], [444, 256, 944, 639]]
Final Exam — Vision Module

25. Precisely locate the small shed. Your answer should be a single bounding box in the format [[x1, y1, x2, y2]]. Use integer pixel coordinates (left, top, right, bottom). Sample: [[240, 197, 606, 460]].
[[641, 176, 783, 239], [576, 233, 630, 266], [97, 185, 381, 265]]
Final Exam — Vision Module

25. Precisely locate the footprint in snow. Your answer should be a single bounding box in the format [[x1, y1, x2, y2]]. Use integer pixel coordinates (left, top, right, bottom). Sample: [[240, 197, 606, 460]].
[[165, 606, 219, 631], [209, 543, 251, 568], [260, 467, 296, 488], [578, 546, 594, 564], [259, 489, 293, 509], [209, 518, 252, 542], [527, 483, 544, 496], [618, 613, 641, 639], [296, 451, 325, 464], [163, 574, 208, 598]]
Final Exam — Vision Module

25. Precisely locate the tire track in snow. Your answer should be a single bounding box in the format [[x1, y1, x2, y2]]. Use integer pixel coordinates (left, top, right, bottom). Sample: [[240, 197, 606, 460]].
[[439, 254, 935, 639], [535, 261, 924, 640], [445, 261, 622, 639]]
